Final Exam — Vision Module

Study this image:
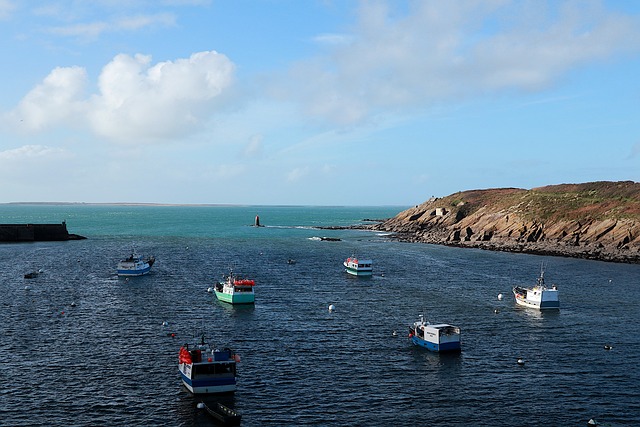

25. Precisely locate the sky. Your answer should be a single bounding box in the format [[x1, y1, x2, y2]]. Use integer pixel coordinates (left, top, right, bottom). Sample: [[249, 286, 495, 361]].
[[1, 0, 639, 206]]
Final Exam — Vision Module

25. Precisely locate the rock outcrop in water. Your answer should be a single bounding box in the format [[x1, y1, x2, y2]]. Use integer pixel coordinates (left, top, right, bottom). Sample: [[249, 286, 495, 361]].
[[372, 181, 640, 264]]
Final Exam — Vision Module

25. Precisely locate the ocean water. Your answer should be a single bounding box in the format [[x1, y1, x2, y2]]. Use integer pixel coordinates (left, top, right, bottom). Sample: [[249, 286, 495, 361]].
[[1, 204, 639, 426]]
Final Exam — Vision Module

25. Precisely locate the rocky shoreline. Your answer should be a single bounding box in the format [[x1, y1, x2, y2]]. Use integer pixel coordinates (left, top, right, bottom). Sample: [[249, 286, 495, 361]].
[[333, 182, 640, 265]]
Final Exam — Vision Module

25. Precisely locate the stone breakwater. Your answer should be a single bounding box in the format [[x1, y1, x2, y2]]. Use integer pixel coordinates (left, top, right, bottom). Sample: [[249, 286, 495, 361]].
[[0, 222, 86, 242], [369, 202, 639, 265]]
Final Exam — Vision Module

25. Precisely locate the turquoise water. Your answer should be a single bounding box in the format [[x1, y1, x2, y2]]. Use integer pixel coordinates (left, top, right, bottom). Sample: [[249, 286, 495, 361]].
[[1, 204, 639, 426], [0, 204, 400, 238]]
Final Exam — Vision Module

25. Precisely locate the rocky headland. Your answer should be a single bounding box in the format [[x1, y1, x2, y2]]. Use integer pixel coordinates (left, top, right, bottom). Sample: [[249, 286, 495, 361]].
[[371, 181, 640, 264]]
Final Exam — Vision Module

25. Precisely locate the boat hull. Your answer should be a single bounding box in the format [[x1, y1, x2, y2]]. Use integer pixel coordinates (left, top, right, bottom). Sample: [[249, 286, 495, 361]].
[[411, 335, 461, 352], [344, 267, 373, 276], [513, 287, 559, 310], [214, 289, 255, 304], [179, 373, 236, 394], [117, 265, 152, 276]]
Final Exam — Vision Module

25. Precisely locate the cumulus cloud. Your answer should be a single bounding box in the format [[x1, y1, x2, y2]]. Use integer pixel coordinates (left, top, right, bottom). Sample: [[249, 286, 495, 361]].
[[280, 0, 640, 125], [7, 50, 235, 143], [9, 66, 88, 132], [89, 51, 235, 141]]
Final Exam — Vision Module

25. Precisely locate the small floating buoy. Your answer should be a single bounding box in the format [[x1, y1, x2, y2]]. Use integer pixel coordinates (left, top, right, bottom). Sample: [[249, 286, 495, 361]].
[[587, 419, 599, 426], [497, 293, 503, 301], [517, 358, 525, 366], [24, 285, 30, 290], [162, 321, 168, 327], [197, 402, 205, 409], [207, 287, 213, 293], [328, 304, 335, 312], [392, 330, 397, 337], [494, 308, 500, 314], [604, 344, 612, 350], [71, 302, 76, 307]]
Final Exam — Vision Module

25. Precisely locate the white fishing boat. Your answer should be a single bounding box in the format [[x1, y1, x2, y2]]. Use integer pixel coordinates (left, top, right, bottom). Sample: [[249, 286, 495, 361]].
[[214, 271, 255, 304], [117, 251, 155, 276], [409, 314, 461, 352], [512, 264, 559, 310], [343, 256, 373, 276], [178, 333, 239, 394]]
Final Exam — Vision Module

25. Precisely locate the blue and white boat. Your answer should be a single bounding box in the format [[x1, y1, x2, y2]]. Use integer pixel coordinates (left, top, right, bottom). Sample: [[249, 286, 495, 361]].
[[117, 251, 155, 276], [513, 264, 559, 310], [179, 333, 239, 394], [409, 314, 461, 352]]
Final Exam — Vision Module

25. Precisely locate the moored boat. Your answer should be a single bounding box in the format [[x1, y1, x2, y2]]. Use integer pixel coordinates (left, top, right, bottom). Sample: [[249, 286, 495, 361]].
[[512, 264, 559, 310], [179, 333, 239, 394], [24, 269, 42, 279], [409, 314, 461, 352], [343, 256, 373, 276], [117, 251, 155, 276], [214, 271, 255, 304], [200, 401, 242, 426]]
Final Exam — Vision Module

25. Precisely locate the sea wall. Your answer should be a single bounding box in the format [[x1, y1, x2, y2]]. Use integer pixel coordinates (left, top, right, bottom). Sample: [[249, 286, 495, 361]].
[[0, 222, 85, 242]]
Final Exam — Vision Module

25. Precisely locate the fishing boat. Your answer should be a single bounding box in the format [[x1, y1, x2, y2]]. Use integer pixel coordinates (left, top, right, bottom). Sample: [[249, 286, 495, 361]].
[[24, 269, 42, 279], [179, 333, 239, 394], [199, 401, 242, 426], [116, 251, 155, 276], [409, 314, 461, 352], [512, 264, 559, 310], [343, 256, 373, 276], [214, 271, 255, 304]]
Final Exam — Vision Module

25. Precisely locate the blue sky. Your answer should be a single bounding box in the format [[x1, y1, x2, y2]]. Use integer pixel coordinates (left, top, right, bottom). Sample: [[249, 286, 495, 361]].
[[1, 0, 639, 205]]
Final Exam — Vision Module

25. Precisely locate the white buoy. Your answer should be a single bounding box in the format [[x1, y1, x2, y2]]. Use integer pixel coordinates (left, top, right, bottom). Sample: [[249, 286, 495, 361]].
[[587, 419, 599, 426], [497, 293, 503, 300], [162, 321, 168, 327], [207, 287, 213, 293], [328, 304, 335, 312], [196, 402, 205, 409], [604, 344, 612, 350], [517, 358, 525, 365], [494, 308, 499, 314], [392, 330, 397, 337], [71, 302, 76, 307], [24, 285, 30, 290]]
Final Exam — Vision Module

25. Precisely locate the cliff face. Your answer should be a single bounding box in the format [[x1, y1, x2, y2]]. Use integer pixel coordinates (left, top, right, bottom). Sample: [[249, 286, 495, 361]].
[[375, 181, 640, 264]]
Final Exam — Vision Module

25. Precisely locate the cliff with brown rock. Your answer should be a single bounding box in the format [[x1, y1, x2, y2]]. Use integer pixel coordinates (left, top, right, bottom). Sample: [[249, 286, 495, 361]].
[[374, 181, 640, 264]]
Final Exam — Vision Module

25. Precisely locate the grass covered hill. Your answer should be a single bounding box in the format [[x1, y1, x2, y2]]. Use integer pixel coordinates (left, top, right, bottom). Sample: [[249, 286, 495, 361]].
[[375, 181, 640, 264]]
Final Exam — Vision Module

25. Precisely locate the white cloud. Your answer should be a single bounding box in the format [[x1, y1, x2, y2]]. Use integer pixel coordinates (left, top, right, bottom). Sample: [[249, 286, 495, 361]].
[[6, 51, 236, 143], [279, 1, 640, 125], [0, 144, 67, 161], [286, 166, 310, 182], [89, 50, 235, 142], [9, 66, 88, 132], [242, 134, 264, 158], [47, 13, 176, 39], [0, 0, 16, 20]]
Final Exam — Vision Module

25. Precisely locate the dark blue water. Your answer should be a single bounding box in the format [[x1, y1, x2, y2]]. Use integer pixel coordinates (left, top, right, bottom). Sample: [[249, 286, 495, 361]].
[[1, 205, 639, 426]]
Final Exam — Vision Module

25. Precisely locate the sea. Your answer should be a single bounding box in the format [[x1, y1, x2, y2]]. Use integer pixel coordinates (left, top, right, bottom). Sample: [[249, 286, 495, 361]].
[[1, 204, 639, 427]]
